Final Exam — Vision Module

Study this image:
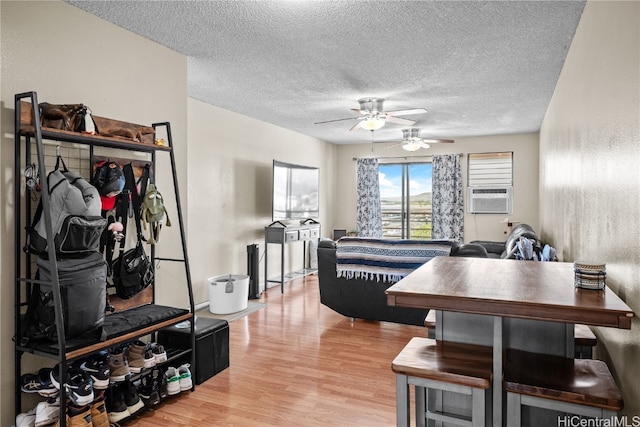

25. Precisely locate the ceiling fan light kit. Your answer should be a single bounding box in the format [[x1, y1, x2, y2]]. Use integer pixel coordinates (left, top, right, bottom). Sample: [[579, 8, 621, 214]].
[[402, 141, 429, 152], [315, 97, 428, 132], [360, 116, 386, 130]]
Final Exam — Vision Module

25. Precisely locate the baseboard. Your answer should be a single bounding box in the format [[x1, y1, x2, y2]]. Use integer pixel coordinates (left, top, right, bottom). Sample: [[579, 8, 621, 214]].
[[195, 282, 267, 310]]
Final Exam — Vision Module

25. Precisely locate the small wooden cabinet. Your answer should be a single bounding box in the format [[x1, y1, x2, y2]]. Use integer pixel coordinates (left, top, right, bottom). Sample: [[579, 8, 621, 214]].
[[264, 222, 321, 293]]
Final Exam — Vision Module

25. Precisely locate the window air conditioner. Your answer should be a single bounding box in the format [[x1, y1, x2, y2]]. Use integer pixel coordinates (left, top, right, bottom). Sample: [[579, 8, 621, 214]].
[[468, 186, 513, 214]]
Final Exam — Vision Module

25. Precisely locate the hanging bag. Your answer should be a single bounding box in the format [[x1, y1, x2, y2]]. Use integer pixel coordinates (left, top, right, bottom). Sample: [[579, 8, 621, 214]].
[[28, 154, 107, 256], [111, 163, 154, 299], [112, 239, 153, 299], [141, 182, 171, 244]]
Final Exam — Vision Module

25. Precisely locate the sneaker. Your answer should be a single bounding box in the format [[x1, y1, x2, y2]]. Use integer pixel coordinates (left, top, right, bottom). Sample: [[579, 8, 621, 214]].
[[143, 346, 156, 369], [177, 364, 192, 391], [164, 367, 181, 396], [91, 391, 109, 427], [107, 350, 130, 383], [79, 353, 110, 390], [65, 370, 94, 407], [137, 373, 160, 407], [21, 368, 58, 397], [123, 382, 144, 415], [105, 386, 129, 423], [53, 403, 91, 427], [157, 367, 168, 399], [125, 341, 155, 373], [16, 407, 36, 427], [151, 344, 167, 364], [35, 396, 60, 427]]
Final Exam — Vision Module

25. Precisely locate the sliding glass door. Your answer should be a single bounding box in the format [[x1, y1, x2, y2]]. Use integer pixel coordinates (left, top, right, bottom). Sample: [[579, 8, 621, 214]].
[[379, 162, 432, 239]]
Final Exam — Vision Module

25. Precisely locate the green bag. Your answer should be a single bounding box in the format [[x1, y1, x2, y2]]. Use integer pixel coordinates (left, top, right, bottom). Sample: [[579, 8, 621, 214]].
[[141, 183, 171, 244]]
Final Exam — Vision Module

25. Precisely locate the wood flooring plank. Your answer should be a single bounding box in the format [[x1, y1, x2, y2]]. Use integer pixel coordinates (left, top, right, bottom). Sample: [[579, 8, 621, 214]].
[[121, 274, 423, 426]]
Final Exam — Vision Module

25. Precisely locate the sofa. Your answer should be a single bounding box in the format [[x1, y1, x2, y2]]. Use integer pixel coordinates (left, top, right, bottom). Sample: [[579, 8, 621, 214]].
[[470, 223, 546, 260], [317, 237, 459, 326]]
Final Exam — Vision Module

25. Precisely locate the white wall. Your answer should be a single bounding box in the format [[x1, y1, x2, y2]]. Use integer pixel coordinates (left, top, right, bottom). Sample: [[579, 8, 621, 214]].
[[334, 133, 539, 243], [0, 1, 187, 424], [540, 0, 640, 415], [187, 98, 336, 304]]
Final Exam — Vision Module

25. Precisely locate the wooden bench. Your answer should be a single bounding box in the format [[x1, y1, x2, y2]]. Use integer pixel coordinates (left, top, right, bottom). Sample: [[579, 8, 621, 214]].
[[504, 349, 623, 423], [424, 311, 598, 358], [392, 337, 493, 427]]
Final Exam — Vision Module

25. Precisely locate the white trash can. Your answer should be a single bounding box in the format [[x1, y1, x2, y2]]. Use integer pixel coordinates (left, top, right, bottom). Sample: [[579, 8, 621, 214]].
[[208, 274, 249, 314]]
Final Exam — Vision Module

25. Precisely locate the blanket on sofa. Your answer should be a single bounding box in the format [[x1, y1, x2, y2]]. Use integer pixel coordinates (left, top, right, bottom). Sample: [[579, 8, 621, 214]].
[[335, 237, 454, 283]]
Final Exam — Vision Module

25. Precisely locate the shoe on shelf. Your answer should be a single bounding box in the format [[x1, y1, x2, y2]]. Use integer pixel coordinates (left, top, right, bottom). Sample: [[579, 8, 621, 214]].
[[123, 382, 145, 416], [21, 367, 58, 397], [125, 340, 155, 373], [136, 372, 160, 407], [90, 391, 110, 427], [143, 345, 157, 369], [79, 352, 110, 390], [35, 396, 60, 427], [65, 370, 94, 407], [151, 343, 167, 364], [16, 407, 37, 427], [53, 403, 92, 427], [177, 364, 192, 391], [156, 367, 168, 399], [105, 386, 129, 424], [164, 367, 181, 396], [107, 350, 130, 383]]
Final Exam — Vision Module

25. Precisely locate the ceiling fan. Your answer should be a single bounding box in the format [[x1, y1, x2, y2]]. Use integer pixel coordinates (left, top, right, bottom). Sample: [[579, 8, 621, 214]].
[[314, 98, 427, 131], [385, 128, 454, 151]]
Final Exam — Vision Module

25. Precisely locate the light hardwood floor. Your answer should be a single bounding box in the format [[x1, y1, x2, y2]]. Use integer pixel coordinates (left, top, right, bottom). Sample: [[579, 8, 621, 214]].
[[127, 274, 424, 426]]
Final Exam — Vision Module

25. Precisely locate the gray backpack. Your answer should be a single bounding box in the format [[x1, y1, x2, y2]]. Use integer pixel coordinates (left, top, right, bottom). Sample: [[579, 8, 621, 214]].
[[28, 159, 106, 256]]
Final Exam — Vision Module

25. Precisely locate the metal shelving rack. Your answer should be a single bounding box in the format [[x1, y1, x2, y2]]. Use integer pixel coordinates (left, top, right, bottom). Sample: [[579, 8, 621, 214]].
[[13, 91, 196, 426]]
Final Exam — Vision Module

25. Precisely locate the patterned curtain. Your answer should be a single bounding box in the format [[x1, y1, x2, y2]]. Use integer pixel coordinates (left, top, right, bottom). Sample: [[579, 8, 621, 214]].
[[356, 158, 382, 238], [432, 154, 464, 243]]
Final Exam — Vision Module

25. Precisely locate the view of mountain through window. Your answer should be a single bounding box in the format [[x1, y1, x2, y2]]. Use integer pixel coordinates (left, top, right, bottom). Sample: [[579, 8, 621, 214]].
[[379, 163, 432, 239]]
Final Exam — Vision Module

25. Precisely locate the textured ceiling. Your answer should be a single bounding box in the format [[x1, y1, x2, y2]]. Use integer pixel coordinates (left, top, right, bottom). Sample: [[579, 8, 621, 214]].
[[67, 1, 585, 145]]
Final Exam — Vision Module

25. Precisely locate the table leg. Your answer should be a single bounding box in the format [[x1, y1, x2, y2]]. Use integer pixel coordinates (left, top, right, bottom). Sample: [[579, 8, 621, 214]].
[[493, 316, 502, 427]]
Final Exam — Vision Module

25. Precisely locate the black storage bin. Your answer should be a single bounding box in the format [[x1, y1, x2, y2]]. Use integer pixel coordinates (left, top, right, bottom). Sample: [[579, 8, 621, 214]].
[[158, 316, 229, 385]]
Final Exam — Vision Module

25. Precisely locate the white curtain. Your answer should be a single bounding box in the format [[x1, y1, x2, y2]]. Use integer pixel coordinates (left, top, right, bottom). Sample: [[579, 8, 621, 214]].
[[432, 154, 464, 243], [356, 158, 382, 238]]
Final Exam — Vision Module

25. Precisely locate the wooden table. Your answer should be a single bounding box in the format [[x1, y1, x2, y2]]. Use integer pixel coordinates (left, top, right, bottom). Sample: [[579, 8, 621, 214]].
[[386, 257, 634, 426]]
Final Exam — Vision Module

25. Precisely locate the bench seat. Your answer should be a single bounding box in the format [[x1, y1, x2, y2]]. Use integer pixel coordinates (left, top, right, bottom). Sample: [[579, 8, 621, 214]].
[[504, 349, 623, 422], [392, 337, 493, 426]]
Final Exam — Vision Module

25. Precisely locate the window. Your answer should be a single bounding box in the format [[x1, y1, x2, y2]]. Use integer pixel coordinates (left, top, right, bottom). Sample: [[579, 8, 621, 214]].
[[468, 152, 513, 187], [379, 162, 432, 239]]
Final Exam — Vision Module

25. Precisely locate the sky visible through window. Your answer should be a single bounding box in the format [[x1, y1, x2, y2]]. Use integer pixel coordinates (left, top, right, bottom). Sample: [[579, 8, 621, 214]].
[[379, 163, 432, 198]]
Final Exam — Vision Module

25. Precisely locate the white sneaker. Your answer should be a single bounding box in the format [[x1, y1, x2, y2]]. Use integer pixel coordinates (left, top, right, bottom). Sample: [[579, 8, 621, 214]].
[[151, 344, 167, 364], [35, 397, 60, 427], [16, 407, 36, 427], [164, 367, 181, 396], [177, 364, 193, 391]]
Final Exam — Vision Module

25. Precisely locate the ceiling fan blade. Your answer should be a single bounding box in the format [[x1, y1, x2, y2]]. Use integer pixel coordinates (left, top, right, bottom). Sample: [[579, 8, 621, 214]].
[[422, 138, 455, 144], [349, 120, 365, 131], [385, 108, 427, 117], [351, 108, 369, 115], [384, 142, 405, 149], [314, 117, 358, 124], [385, 116, 416, 125]]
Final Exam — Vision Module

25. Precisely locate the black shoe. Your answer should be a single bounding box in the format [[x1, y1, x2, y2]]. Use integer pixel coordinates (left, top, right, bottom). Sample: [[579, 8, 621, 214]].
[[79, 351, 110, 390], [50, 365, 94, 406], [137, 373, 160, 407], [124, 382, 145, 415], [105, 386, 130, 423], [20, 367, 58, 397]]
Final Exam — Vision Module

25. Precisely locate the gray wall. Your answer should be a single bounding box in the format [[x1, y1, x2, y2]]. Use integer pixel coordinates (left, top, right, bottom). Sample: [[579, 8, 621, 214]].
[[539, 0, 640, 415]]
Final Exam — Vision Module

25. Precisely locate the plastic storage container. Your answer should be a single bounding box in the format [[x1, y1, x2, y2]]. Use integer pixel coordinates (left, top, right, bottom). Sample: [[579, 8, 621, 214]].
[[208, 274, 249, 314]]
